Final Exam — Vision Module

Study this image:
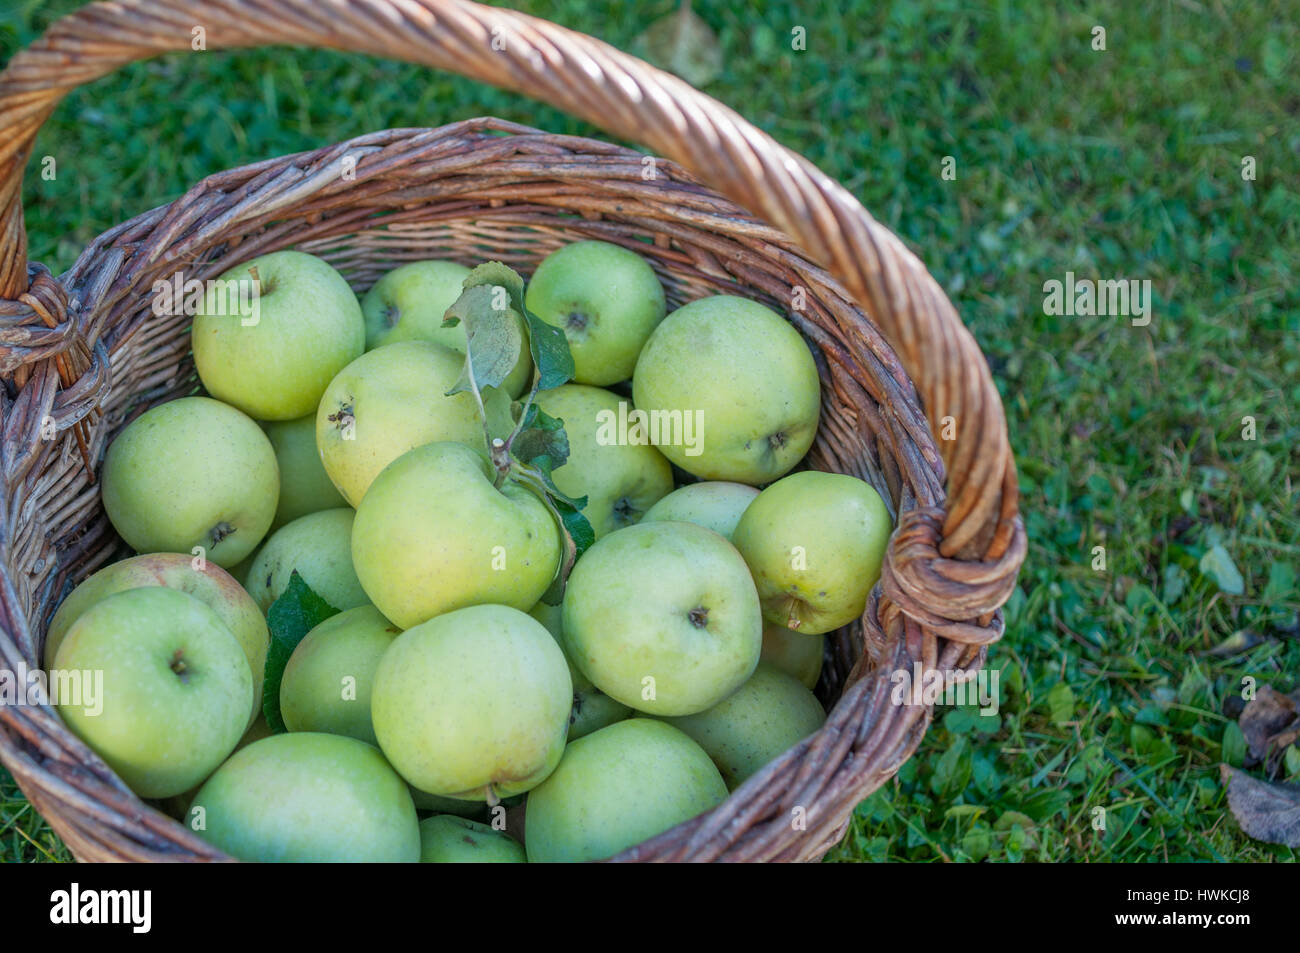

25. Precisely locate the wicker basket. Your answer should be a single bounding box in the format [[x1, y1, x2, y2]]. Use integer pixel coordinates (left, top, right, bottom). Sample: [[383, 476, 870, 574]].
[[0, 0, 1026, 862]]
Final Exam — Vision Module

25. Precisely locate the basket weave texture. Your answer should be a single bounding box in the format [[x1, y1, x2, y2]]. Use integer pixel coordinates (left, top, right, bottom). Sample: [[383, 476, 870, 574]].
[[0, 0, 1026, 862]]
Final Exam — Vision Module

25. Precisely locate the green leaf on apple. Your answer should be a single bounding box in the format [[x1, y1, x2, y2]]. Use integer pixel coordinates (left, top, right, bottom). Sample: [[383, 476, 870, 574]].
[[440, 260, 590, 600], [460, 260, 573, 391], [522, 312, 575, 392], [462, 260, 527, 309], [556, 497, 596, 554], [441, 283, 526, 397], [538, 496, 596, 606], [510, 404, 572, 486], [262, 571, 341, 733], [507, 405, 594, 604]]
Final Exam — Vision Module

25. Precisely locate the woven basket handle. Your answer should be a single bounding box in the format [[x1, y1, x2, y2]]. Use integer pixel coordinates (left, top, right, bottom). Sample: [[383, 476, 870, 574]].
[[0, 0, 1024, 633]]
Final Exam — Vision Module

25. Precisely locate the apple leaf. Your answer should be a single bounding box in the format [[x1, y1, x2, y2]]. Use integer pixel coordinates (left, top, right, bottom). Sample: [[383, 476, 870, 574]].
[[510, 407, 588, 513], [457, 260, 574, 393], [539, 497, 596, 606], [510, 404, 570, 480], [262, 571, 340, 733], [522, 312, 575, 392], [557, 498, 596, 553], [463, 260, 527, 308], [507, 457, 594, 606], [442, 284, 525, 397]]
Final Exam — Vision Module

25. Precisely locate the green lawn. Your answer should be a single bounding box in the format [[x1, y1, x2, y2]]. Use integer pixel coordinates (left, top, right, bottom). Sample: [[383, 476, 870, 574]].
[[1, 0, 1296, 863]]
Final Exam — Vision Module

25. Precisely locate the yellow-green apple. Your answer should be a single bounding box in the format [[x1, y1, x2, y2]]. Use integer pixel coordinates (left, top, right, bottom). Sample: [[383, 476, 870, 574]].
[[561, 520, 762, 716], [362, 260, 469, 349], [279, 605, 400, 745], [54, 587, 252, 798], [101, 396, 278, 567], [418, 816, 525, 863], [534, 384, 673, 538], [641, 481, 759, 540], [632, 295, 821, 483], [315, 340, 512, 507], [732, 470, 892, 634], [190, 732, 419, 862], [262, 413, 346, 528], [524, 719, 726, 862], [370, 604, 571, 800], [658, 661, 825, 789], [761, 622, 824, 689], [524, 240, 665, 385], [44, 552, 269, 727], [528, 601, 631, 740], [351, 442, 561, 629], [246, 507, 368, 613], [192, 250, 365, 420], [362, 260, 533, 397]]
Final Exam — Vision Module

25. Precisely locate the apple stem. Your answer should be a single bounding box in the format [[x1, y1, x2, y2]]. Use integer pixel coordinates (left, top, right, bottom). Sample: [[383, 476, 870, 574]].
[[170, 649, 190, 682], [503, 378, 540, 455], [781, 594, 804, 630], [458, 334, 519, 489], [490, 378, 543, 488], [489, 438, 510, 488]]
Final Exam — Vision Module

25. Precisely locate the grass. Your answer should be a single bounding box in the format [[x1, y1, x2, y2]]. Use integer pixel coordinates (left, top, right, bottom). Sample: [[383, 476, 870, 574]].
[[2, 0, 1297, 862]]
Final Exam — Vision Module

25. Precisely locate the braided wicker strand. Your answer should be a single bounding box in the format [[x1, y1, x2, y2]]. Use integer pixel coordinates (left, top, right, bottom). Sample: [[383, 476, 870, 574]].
[[0, 0, 1025, 863]]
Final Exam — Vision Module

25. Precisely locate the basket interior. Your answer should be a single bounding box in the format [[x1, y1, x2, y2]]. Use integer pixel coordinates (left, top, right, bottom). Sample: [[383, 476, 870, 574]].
[[24, 121, 945, 729]]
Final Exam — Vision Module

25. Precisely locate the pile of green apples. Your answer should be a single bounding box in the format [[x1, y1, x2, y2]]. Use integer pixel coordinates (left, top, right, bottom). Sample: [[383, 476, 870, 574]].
[[48, 239, 893, 863]]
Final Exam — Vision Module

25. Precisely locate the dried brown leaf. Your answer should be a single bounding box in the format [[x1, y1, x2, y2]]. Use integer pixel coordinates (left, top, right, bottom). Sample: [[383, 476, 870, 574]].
[[1238, 684, 1300, 775], [1221, 764, 1300, 847]]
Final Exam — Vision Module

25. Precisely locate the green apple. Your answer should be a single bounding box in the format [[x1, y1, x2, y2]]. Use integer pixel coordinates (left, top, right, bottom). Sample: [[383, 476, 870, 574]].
[[44, 552, 269, 727], [352, 442, 561, 629], [192, 250, 365, 420], [562, 520, 762, 716], [632, 295, 821, 483], [525, 719, 727, 863], [528, 601, 631, 740], [659, 661, 825, 789], [761, 622, 824, 689], [418, 816, 525, 863], [362, 260, 533, 397], [641, 481, 759, 540], [190, 732, 419, 862], [262, 414, 347, 528], [316, 340, 512, 507], [101, 396, 279, 567], [525, 240, 666, 385], [534, 384, 673, 538], [362, 260, 469, 349], [732, 470, 892, 634], [54, 587, 252, 798], [246, 508, 368, 614], [279, 605, 401, 745], [371, 604, 571, 800]]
